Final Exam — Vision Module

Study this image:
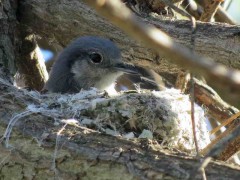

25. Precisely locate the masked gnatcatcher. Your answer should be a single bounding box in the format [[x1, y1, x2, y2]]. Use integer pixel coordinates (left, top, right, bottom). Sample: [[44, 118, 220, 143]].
[[44, 36, 138, 93]]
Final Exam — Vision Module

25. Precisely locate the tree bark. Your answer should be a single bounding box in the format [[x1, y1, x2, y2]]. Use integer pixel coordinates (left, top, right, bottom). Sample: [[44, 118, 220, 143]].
[[19, 0, 240, 82], [0, 76, 240, 179], [1, 0, 240, 179], [0, 0, 18, 76]]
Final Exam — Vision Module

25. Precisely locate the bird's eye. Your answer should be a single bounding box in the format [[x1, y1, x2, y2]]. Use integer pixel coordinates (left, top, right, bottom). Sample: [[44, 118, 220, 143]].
[[89, 52, 103, 64]]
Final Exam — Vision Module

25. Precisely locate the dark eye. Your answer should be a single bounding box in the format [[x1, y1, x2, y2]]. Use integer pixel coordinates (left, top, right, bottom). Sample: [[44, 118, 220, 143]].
[[89, 52, 103, 64]]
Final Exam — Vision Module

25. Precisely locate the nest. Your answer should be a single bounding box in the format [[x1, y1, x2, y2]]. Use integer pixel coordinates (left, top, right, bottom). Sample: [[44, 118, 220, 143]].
[[4, 87, 209, 154]]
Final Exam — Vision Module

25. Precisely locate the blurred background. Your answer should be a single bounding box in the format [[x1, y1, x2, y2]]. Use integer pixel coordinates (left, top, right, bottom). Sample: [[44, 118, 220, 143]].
[[225, 0, 240, 22]]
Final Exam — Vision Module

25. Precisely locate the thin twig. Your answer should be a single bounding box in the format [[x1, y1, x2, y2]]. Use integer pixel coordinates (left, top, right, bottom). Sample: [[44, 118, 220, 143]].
[[168, 0, 201, 155], [210, 111, 240, 135], [200, 0, 222, 22], [161, 0, 192, 19], [191, 78, 239, 123], [188, 16, 199, 155], [188, 157, 212, 180], [1, 111, 34, 148], [190, 75, 199, 155], [201, 121, 240, 161], [224, 0, 233, 11], [193, 0, 236, 24], [83, 0, 240, 93]]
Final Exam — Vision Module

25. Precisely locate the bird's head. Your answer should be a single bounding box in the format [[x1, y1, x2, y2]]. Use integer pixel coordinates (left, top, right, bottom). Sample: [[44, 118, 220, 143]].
[[46, 36, 138, 92]]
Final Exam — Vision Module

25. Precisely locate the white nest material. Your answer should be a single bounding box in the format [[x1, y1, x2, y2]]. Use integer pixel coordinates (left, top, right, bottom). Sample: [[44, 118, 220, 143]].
[[25, 88, 210, 153], [151, 89, 210, 152]]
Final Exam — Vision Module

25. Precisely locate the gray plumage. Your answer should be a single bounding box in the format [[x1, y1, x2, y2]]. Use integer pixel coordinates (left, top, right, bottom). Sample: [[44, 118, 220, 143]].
[[44, 36, 137, 93]]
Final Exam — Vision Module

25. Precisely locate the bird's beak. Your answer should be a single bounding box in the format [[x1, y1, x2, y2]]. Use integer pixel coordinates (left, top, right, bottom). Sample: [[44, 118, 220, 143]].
[[113, 63, 139, 75]]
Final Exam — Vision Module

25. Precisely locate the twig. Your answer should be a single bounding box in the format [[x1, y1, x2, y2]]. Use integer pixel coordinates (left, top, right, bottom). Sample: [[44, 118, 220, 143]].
[[182, 0, 202, 20], [82, 0, 240, 94], [188, 14, 199, 155], [157, 1, 203, 131], [182, 0, 236, 25], [200, 0, 222, 22], [190, 75, 199, 155], [210, 111, 240, 135], [188, 157, 212, 180], [201, 120, 240, 161], [223, 0, 233, 11], [161, 0, 192, 19], [0, 111, 34, 148], [190, 78, 238, 123], [215, 6, 236, 25]]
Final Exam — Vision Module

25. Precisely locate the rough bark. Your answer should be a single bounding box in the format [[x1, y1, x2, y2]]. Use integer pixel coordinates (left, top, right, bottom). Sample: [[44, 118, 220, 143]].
[[0, 76, 240, 179], [18, 0, 240, 83], [1, 0, 240, 179], [0, 0, 18, 76]]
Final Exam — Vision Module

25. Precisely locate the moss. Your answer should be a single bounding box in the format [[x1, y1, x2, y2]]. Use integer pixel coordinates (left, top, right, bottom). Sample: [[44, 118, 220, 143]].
[[1, 164, 23, 180], [58, 158, 136, 180]]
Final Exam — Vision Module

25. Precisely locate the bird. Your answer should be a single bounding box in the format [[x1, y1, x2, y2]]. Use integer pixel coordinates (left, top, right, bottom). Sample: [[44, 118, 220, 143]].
[[44, 36, 138, 93]]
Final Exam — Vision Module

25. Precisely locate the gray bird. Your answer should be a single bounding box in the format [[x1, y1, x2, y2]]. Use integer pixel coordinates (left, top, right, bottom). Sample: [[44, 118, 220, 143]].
[[44, 36, 138, 93]]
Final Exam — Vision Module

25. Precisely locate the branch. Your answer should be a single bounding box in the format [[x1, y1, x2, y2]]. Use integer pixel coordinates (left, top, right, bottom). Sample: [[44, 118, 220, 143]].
[[19, 0, 240, 73], [81, 0, 240, 107], [199, 0, 222, 22], [201, 119, 240, 161], [210, 111, 240, 135], [0, 76, 240, 179], [215, 6, 236, 25], [186, 78, 239, 124], [192, 0, 237, 24]]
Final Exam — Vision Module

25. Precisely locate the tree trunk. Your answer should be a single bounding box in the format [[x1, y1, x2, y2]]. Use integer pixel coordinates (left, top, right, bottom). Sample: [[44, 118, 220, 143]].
[[1, 0, 240, 179], [0, 0, 18, 76]]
